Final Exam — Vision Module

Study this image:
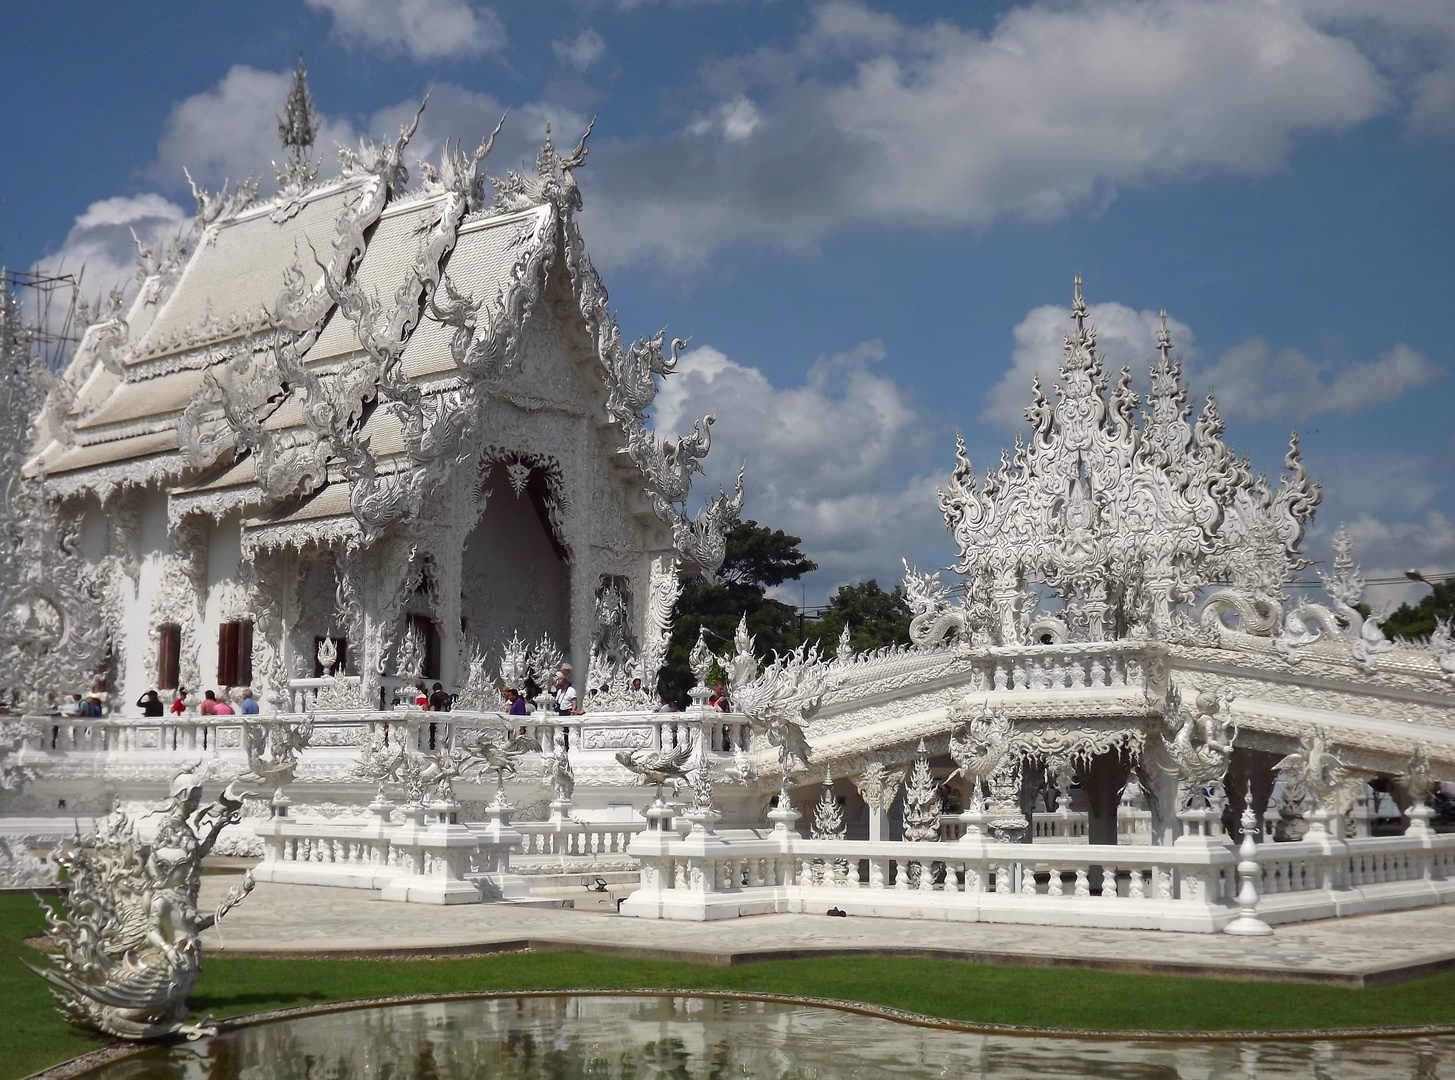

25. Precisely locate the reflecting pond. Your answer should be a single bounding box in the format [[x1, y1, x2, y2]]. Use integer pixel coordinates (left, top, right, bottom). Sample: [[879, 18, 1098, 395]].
[[76, 994, 1453, 1079]]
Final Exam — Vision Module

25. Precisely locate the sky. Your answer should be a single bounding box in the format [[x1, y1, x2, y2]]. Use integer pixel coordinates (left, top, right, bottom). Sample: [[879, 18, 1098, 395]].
[[1, 0, 1451, 607]]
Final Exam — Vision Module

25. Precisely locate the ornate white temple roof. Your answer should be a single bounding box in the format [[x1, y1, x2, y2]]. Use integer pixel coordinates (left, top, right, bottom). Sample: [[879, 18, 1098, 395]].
[[27, 102, 739, 572]]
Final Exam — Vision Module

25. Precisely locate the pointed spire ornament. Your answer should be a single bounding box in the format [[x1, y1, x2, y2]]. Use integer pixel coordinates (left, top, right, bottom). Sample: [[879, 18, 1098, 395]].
[[275, 58, 320, 190], [901, 738, 941, 843], [811, 767, 846, 840]]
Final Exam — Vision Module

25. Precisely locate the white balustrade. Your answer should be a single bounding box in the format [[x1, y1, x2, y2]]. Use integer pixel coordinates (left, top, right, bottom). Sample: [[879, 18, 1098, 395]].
[[623, 828, 1455, 931], [513, 821, 646, 861]]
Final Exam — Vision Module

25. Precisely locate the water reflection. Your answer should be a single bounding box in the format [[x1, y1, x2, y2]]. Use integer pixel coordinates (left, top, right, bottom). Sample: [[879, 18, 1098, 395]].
[[75, 995, 1454, 1079]]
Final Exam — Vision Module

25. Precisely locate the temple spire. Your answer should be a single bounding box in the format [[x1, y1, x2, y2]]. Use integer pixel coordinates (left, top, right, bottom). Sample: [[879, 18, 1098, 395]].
[[275, 59, 320, 190], [1071, 274, 1087, 333], [1156, 309, 1173, 365]]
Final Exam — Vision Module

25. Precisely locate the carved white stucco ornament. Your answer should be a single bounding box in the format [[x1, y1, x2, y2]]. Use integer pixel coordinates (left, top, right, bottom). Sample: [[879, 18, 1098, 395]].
[[734, 635, 830, 789], [242, 712, 315, 797], [1162, 687, 1236, 808], [934, 280, 1319, 646], [27, 772, 255, 1040]]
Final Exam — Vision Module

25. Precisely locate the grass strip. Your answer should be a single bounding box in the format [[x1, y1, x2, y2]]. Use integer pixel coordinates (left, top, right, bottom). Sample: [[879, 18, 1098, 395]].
[[5, 894, 1455, 1079]]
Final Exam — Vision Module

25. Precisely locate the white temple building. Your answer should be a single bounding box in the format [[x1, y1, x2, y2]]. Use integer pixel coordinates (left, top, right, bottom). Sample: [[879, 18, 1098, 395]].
[[3, 75, 1455, 933]]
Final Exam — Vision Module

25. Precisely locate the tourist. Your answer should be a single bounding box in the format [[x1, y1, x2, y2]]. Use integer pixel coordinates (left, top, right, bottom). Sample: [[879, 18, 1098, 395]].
[[136, 690, 165, 718], [200, 690, 218, 715], [712, 681, 732, 712], [429, 682, 451, 712], [82, 695, 104, 717], [553, 669, 578, 716], [413, 681, 429, 709], [239, 689, 260, 715], [64, 694, 84, 716], [505, 687, 528, 716], [657, 694, 676, 713], [212, 694, 235, 716], [170, 688, 188, 715]]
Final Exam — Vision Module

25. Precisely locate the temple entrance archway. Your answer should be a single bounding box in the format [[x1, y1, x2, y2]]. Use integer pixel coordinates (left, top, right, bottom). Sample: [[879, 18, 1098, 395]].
[[460, 459, 570, 666]]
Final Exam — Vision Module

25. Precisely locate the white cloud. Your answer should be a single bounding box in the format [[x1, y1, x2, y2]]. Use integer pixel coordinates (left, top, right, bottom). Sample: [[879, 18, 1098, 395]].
[[983, 300, 1195, 431], [1298, 0, 1455, 137], [306, 0, 504, 60], [152, 66, 355, 190], [552, 28, 607, 71], [582, 0, 1391, 266], [31, 194, 190, 310], [653, 342, 951, 600], [1200, 341, 1443, 422], [685, 95, 762, 141]]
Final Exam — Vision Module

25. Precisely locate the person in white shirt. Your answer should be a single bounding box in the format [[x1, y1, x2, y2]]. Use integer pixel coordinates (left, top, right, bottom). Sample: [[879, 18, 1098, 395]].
[[553, 666, 578, 715]]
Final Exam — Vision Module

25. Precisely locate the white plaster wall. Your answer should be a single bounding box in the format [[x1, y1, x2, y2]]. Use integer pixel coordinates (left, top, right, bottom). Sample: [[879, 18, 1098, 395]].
[[118, 490, 169, 708], [200, 515, 243, 692], [77, 498, 108, 566]]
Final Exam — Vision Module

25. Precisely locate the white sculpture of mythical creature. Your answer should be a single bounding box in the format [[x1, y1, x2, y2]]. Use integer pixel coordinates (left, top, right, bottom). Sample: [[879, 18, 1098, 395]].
[[415, 747, 470, 804], [460, 723, 542, 792], [0, 720, 37, 799], [27, 770, 255, 1040], [947, 706, 1015, 807], [242, 713, 314, 798], [353, 731, 407, 803], [1274, 727, 1347, 814], [1433, 620, 1455, 687], [1276, 526, 1394, 673], [902, 560, 966, 648], [1162, 689, 1237, 807], [616, 744, 694, 799], [733, 642, 829, 784], [543, 733, 574, 803]]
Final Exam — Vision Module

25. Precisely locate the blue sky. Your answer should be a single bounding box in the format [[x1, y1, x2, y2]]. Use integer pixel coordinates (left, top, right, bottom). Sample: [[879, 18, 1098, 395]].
[[2, 0, 1452, 605]]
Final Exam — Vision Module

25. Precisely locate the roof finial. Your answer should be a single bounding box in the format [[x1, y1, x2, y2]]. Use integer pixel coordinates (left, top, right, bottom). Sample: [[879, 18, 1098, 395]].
[[1071, 275, 1087, 332], [275, 58, 320, 191], [1156, 308, 1173, 365]]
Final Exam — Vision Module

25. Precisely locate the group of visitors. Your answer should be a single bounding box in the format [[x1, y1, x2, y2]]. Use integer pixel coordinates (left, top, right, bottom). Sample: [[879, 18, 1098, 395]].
[[63, 694, 104, 717], [131, 688, 260, 717], [410, 681, 453, 711]]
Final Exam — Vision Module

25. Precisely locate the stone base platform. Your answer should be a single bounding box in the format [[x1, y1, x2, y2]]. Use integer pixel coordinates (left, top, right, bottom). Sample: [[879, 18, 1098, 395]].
[[199, 879, 1455, 988]]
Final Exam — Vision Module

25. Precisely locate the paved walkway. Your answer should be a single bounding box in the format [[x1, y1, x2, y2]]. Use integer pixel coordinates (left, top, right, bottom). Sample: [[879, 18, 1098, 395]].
[[198, 879, 1455, 987]]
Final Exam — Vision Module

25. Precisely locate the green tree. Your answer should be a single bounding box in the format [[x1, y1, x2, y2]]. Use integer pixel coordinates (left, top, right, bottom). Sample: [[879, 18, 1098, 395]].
[[805, 579, 912, 658], [1383, 580, 1455, 641], [657, 521, 817, 707]]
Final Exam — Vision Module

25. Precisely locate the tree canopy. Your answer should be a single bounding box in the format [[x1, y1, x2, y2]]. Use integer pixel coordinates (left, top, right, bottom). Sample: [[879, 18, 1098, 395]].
[[804, 579, 912, 658], [657, 521, 817, 707], [1383, 579, 1455, 641], [656, 523, 915, 707]]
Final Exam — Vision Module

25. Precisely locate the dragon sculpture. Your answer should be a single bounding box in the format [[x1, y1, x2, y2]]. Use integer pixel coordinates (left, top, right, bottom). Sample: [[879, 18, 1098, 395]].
[[27, 769, 254, 1040]]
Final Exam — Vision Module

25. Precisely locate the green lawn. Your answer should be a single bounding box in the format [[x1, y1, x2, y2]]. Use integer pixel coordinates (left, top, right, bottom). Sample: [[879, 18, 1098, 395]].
[[6, 892, 1455, 1079]]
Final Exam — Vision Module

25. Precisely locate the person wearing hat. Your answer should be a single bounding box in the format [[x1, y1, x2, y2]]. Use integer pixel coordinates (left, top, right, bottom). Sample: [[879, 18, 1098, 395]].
[[553, 664, 578, 715]]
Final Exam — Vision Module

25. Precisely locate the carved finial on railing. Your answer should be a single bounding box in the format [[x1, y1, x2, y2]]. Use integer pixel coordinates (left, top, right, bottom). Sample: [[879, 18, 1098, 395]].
[[1224, 781, 1273, 936], [688, 626, 713, 711]]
